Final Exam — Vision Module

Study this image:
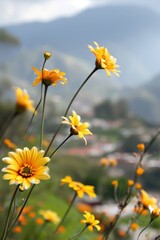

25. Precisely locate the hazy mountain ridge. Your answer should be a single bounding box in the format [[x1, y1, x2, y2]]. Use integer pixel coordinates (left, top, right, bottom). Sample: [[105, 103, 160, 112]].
[[1, 4, 160, 122], [5, 4, 160, 87]]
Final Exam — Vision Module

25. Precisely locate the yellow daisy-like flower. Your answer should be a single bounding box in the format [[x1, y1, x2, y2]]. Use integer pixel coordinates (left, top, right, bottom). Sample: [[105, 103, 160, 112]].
[[81, 211, 101, 232], [15, 87, 35, 113], [32, 66, 68, 87], [2, 146, 50, 190], [39, 210, 61, 224], [61, 176, 96, 199], [88, 41, 120, 77], [62, 110, 92, 145], [140, 190, 157, 210]]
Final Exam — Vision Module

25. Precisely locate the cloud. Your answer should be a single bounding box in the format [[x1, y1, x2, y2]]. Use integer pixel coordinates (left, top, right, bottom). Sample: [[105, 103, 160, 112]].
[[0, 0, 160, 27], [0, 0, 92, 26]]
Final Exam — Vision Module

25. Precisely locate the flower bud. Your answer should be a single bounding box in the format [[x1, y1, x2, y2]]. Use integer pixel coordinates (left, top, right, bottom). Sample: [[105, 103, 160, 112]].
[[44, 51, 51, 60]]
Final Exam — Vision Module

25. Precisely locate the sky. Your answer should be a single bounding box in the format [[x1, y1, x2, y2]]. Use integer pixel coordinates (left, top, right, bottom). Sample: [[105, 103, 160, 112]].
[[1, 0, 160, 27]]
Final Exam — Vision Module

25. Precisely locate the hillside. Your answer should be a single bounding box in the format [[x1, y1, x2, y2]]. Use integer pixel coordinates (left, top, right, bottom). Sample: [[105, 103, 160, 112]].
[[1, 4, 160, 123], [5, 4, 160, 87]]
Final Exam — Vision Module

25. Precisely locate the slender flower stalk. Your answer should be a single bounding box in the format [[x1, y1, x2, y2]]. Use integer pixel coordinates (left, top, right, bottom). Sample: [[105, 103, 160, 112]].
[[19, 82, 43, 146], [137, 219, 153, 240], [49, 133, 72, 158], [19, 57, 47, 146], [40, 85, 48, 149], [69, 225, 88, 240], [1, 186, 19, 240], [7, 185, 35, 235], [45, 66, 98, 155], [53, 192, 77, 236], [0, 112, 17, 146]]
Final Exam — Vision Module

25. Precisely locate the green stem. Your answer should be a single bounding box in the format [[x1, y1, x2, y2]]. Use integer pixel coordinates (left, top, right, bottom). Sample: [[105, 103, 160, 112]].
[[114, 185, 119, 204], [69, 225, 88, 240], [7, 185, 35, 236], [137, 219, 152, 240], [0, 112, 17, 146], [18, 58, 47, 147], [45, 67, 98, 156], [1, 185, 19, 240], [53, 192, 77, 236], [40, 85, 48, 150], [18, 82, 43, 146], [49, 133, 72, 158]]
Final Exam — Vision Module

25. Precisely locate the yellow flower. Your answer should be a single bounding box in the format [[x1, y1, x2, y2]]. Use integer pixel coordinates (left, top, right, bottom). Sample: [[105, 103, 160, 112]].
[[150, 207, 160, 219], [128, 180, 134, 187], [61, 176, 96, 199], [32, 66, 67, 87], [99, 157, 110, 166], [136, 167, 144, 176], [130, 222, 139, 231], [39, 210, 60, 224], [137, 143, 145, 152], [88, 42, 120, 77], [62, 110, 92, 145], [3, 138, 17, 149], [109, 159, 118, 166], [111, 180, 118, 187], [15, 87, 35, 113], [2, 146, 50, 190], [81, 211, 101, 232], [140, 190, 157, 210], [135, 183, 142, 190]]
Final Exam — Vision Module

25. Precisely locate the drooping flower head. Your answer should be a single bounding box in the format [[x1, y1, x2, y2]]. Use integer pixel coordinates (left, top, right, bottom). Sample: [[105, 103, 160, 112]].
[[2, 146, 50, 190], [81, 211, 101, 232], [139, 190, 157, 210], [62, 110, 92, 145], [88, 42, 120, 77], [15, 87, 35, 113], [61, 176, 96, 199], [39, 210, 61, 224], [32, 66, 68, 87]]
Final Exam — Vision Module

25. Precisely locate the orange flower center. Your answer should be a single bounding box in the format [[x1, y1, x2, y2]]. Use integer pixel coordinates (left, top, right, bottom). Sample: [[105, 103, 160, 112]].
[[19, 164, 34, 177]]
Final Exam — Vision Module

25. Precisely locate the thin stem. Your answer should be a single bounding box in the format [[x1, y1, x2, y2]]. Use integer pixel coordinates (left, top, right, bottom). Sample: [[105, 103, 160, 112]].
[[102, 209, 123, 240], [53, 192, 77, 236], [40, 85, 48, 150], [137, 219, 152, 240], [18, 58, 47, 147], [7, 185, 35, 236], [18, 82, 43, 146], [69, 225, 88, 240], [49, 133, 72, 158], [0, 112, 17, 146], [1, 185, 19, 240], [114, 185, 119, 204], [45, 67, 98, 156]]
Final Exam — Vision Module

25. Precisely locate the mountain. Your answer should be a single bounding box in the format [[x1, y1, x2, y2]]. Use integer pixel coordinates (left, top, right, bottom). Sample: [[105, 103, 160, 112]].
[[128, 74, 160, 123], [5, 4, 160, 87], [1, 4, 160, 123]]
